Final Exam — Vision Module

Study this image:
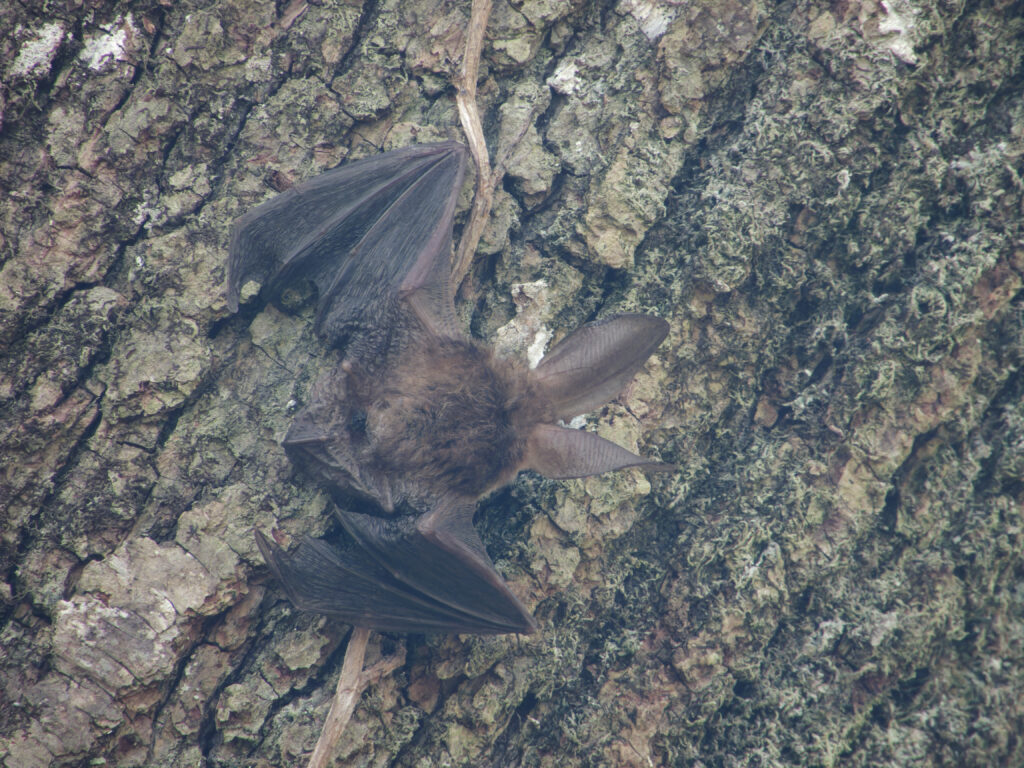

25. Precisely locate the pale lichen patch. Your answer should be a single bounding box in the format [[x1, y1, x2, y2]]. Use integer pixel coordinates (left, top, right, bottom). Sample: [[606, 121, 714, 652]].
[[9, 21, 66, 78], [616, 0, 679, 40], [494, 279, 552, 362], [78, 14, 136, 71], [877, 0, 920, 65]]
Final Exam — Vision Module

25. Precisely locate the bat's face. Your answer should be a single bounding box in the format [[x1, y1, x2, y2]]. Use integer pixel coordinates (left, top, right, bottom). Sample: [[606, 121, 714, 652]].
[[230, 142, 671, 633]]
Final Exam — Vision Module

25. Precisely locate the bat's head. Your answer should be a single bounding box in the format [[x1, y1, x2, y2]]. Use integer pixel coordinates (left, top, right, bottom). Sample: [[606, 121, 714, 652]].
[[285, 313, 670, 509], [360, 314, 671, 498]]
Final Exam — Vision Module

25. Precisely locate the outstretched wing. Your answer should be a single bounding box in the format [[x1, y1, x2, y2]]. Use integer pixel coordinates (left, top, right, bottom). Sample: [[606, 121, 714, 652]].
[[228, 141, 468, 347], [256, 497, 537, 635]]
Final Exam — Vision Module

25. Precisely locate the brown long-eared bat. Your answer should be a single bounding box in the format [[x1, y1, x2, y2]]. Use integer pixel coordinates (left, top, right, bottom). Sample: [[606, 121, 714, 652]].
[[227, 141, 670, 635]]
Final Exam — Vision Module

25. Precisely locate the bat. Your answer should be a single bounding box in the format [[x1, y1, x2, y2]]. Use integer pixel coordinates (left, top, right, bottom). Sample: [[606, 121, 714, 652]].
[[228, 141, 670, 634]]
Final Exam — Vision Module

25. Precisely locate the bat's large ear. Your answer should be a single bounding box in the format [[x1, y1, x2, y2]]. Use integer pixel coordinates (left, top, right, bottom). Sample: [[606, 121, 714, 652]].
[[522, 423, 670, 479], [531, 314, 669, 421]]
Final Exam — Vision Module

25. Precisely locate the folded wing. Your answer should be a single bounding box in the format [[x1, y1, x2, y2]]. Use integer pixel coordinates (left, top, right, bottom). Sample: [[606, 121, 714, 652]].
[[228, 142, 468, 348], [256, 494, 536, 635]]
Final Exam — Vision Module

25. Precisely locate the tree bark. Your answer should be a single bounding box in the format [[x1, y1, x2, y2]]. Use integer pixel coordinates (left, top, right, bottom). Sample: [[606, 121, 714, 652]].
[[2, 0, 1023, 766]]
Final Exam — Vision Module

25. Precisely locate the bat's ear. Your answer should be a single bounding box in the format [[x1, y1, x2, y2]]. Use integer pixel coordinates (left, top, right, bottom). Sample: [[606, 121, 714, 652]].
[[522, 423, 670, 479], [531, 314, 669, 421]]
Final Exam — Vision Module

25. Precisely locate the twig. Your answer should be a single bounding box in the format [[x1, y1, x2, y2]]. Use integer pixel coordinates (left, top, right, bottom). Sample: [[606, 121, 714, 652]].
[[452, 0, 495, 291], [306, 626, 371, 768], [279, 0, 308, 30], [452, 0, 540, 297]]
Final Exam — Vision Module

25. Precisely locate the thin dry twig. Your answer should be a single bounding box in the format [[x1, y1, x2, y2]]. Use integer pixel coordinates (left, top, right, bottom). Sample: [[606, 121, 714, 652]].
[[303, 624, 408, 768], [306, 626, 370, 768], [452, 0, 495, 291], [452, 0, 541, 297], [279, 0, 308, 30]]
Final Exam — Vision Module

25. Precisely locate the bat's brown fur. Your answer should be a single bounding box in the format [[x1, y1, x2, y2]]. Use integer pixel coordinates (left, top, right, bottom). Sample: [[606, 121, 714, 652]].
[[351, 339, 553, 497]]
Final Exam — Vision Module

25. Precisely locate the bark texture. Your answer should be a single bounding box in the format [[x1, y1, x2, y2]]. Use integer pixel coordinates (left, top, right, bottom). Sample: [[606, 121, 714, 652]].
[[2, 0, 1023, 766]]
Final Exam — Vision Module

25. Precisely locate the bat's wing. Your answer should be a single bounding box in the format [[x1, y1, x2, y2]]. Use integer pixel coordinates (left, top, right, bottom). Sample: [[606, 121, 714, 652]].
[[255, 496, 537, 634], [228, 142, 468, 347], [334, 498, 538, 634], [256, 530, 512, 634]]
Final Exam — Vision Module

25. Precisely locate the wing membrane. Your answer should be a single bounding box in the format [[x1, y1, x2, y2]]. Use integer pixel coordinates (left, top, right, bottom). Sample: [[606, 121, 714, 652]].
[[256, 503, 536, 635], [228, 142, 467, 346]]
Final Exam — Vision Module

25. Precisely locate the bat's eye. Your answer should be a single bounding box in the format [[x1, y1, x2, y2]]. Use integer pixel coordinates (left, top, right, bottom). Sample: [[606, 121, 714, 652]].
[[348, 409, 367, 436]]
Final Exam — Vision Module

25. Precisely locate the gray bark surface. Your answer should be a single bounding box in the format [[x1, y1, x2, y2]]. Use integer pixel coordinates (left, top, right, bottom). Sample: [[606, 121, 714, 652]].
[[1, 0, 1022, 766]]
